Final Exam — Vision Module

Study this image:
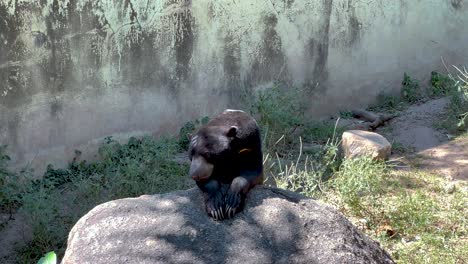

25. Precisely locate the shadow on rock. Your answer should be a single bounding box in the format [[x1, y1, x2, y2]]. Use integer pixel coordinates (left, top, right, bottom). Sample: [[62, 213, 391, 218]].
[[62, 186, 394, 264]]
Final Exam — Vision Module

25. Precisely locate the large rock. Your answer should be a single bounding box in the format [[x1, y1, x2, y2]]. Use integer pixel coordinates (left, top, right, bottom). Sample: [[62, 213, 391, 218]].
[[62, 187, 393, 264], [342, 130, 392, 160]]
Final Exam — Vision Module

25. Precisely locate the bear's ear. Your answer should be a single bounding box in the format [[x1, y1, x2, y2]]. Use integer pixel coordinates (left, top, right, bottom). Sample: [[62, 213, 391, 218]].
[[226, 126, 238, 138]]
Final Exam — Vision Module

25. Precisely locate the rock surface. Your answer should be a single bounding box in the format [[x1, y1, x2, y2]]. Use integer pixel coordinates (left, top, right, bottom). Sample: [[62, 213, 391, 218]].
[[342, 130, 392, 160], [62, 187, 394, 264]]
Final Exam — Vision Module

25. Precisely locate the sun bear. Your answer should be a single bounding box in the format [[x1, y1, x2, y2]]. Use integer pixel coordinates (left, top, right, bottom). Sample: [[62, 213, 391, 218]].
[[188, 109, 263, 220]]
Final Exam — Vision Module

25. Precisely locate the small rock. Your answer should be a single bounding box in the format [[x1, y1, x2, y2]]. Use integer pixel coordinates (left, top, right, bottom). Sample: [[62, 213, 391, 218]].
[[444, 182, 457, 194], [342, 130, 392, 160]]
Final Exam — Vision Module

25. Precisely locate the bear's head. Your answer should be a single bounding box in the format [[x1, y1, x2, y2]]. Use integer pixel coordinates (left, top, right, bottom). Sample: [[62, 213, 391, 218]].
[[188, 125, 238, 181]]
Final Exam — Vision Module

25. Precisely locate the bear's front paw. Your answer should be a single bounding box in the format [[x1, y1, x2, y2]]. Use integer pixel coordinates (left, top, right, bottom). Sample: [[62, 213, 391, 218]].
[[205, 192, 225, 220], [225, 191, 243, 218]]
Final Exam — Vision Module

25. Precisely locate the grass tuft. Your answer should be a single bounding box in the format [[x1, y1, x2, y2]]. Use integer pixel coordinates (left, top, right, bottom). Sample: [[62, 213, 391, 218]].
[[401, 73, 423, 104], [436, 66, 468, 134]]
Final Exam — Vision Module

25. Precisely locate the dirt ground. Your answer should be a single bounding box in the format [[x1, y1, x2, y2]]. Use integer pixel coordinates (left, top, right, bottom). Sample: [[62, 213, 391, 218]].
[[0, 212, 31, 262], [416, 138, 468, 180], [375, 97, 467, 181]]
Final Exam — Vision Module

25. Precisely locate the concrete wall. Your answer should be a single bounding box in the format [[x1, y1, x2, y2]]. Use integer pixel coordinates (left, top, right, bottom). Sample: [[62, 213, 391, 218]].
[[1, 0, 467, 173]]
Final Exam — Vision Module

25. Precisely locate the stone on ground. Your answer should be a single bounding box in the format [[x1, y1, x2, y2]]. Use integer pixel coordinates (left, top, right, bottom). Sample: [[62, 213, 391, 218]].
[[342, 130, 392, 160], [62, 187, 394, 264]]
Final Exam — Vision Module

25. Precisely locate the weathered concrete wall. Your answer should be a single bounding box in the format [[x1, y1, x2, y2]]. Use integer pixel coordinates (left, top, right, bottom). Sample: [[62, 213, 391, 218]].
[[1, 0, 467, 173]]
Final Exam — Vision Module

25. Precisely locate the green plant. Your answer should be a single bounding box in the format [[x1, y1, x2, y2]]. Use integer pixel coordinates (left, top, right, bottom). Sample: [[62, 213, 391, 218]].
[[304, 120, 346, 144], [247, 83, 308, 151], [457, 112, 468, 130], [178, 116, 209, 151], [453, 66, 468, 131], [449, 91, 468, 132], [77, 136, 191, 199], [270, 140, 341, 197], [329, 164, 467, 264], [37, 251, 56, 264], [0, 146, 34, 214], [367, 93, 406, 113], [18, 188, 69, 263], [339, 110, 353, 119], [0, 145, 12, 210], [437, 66, 468, 133], [15, 135, 191, 263], [389, 191, 437, 235], [401, 73, 422, 103], [269, 121, 342, 198], [429, 71, 457, 97], [331, 157, 387, 214]]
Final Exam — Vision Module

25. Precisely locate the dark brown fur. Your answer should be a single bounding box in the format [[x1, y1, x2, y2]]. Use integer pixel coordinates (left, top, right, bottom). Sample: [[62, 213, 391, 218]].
[[188, 110, 263, 220]]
